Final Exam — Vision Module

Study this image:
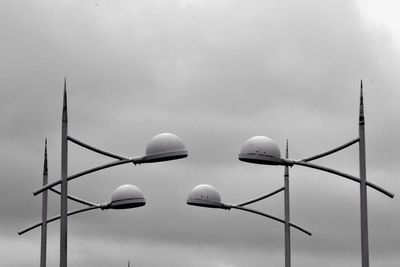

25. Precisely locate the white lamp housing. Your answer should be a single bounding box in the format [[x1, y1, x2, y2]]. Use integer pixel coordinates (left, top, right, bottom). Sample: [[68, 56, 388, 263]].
[[238, 136, 283, 165], [143, 133, 188, 163], [110, 184, 145, 209], [187, 184, 226, 209]]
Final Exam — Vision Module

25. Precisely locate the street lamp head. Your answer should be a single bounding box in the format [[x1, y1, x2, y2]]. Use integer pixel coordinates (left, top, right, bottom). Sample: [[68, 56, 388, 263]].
[[187, 184, 226, 209], [238, 136, 284, 165], [143, 133, 188, 163], [110, 184, 146, 209]]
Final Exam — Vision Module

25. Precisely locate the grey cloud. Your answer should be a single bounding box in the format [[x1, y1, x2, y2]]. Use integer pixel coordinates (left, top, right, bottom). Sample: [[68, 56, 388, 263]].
[[1, 0, 400, 266]]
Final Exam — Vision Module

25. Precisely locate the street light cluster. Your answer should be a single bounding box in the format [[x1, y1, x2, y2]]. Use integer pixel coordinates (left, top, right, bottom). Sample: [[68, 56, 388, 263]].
[[19, 80, 393, 267], [19, 80, 189, 267]]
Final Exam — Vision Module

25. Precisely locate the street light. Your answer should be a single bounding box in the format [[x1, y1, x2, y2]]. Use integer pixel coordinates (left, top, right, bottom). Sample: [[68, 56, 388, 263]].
[[187, 184, 311, 236], [31, 78, 188, 267], [238, 82, 394, 267], [33, 132, 188, 196], [19, 184, 145, 235]]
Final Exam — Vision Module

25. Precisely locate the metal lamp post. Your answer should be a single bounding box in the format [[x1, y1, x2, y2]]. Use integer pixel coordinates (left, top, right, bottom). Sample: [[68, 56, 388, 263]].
[[31, 79, 188, 267], [40, 139, 48, 267], [238, 82, 394, 267]]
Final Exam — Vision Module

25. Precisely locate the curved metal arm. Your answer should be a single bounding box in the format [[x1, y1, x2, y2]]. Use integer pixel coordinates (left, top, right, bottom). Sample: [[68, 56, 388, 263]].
[[49, 187, 97, 207], [230, 205, 312, 236], [300, 138, 360, 162], [292, 161, 394, 198], [18, 205, 102, 235], [33, 157, 143, 196], [68, 136, 129, 160], [237, 187, 285, 207]]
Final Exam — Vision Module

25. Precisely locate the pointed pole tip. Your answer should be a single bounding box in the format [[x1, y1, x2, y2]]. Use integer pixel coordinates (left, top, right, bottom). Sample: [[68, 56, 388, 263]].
[[62, 78, 68, 122], [285, 139, 289, 158], [359, 80, 365, 125], [360, 80, 363, 93], [43, 138, 48, 175]]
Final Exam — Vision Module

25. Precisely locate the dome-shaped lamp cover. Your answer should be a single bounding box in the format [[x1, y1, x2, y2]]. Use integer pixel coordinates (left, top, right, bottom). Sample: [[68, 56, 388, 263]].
[[110, 184, 145, 209], [187, 184, 226, 209], [143, 133, 188, 163], [238, 136, 283, 165]]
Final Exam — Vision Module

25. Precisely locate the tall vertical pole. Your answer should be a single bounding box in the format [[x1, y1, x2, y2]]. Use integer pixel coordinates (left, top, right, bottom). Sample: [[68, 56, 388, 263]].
[[284, 140, 291, 267], [60, 78, 68, 267], [359, 80, 369, 267], [40, 139, 48, 267]]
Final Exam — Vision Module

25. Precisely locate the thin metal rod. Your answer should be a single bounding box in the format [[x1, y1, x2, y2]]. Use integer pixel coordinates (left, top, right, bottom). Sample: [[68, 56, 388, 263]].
[[284, 140, 291, 267], [237, 187, 285, 207], [292, 161, 394, 198], [67, 136, 128, 160], [41, 139, 48, 267], [60, 78, 68, 267], [18, 206, 101, 236], [300, 138, 360, 162], [33, 158, 136, 196], [49, 188, 97, 207], [359, 81, 369, 267], [230, 205, 312, 236]]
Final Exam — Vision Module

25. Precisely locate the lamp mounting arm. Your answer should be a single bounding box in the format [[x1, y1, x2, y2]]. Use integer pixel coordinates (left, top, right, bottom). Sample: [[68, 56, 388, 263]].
[[300, 138, 360, 162], [68, 136, 129, 160], [230, 205, 312, 236], [33, 157, 143, 196], [237, 186, 285, 207], [49, 187, 98, 207], [291, 160, 394, 198], [18, 205, 101, 236]]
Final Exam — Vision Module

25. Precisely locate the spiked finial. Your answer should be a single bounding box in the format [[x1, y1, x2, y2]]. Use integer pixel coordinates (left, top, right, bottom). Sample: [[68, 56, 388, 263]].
[[285, 139, 289, 159], [359, 80, 364, 125], [43, 139, 48, 176], [62, 77, 68, 123]]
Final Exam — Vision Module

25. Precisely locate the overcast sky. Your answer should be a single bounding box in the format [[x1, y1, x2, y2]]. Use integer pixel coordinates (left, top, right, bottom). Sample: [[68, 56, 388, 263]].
[[1, 0, 400, 266]]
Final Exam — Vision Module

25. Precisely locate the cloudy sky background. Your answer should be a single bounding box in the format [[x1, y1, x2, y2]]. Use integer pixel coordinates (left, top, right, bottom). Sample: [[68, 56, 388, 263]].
[[1, 0, 400, 266]]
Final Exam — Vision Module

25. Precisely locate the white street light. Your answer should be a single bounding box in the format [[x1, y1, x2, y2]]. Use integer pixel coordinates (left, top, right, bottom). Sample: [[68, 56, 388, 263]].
[[187, 184, 311, 236], [18, 184, 145, 235], [238, 134, 393, 197], [33, 132, 188, 196]]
